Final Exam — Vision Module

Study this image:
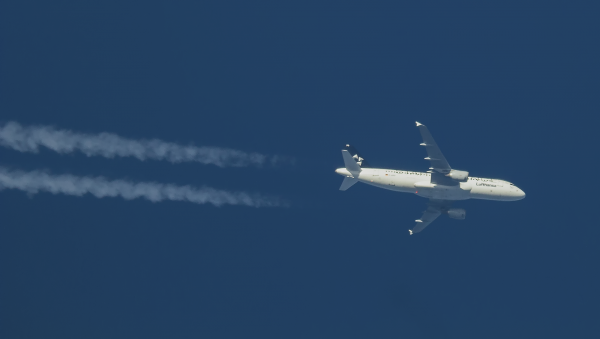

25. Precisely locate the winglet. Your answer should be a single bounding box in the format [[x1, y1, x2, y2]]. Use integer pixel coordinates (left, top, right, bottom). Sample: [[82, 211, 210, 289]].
[[415, 121, 423, 126], [409, 230, 413, 235]]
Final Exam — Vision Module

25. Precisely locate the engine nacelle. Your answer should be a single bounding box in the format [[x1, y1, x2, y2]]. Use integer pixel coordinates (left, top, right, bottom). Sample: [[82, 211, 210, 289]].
[[447, 208, 466, 220], [446, 170, 469, 182]]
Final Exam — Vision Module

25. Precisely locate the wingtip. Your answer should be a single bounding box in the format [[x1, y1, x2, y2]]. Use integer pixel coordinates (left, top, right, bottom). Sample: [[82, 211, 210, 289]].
[[409, 230, 413, 235], [415, 121, 423, 126]]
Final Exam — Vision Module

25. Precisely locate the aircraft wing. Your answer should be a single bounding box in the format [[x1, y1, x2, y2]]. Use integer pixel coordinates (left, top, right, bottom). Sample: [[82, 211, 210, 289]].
[[409, 199, 452, 234], [415, 122, 451, 174]]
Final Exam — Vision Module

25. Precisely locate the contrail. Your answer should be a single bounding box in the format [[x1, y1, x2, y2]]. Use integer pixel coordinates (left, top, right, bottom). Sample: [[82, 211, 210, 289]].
[[0, 167, 286, 207], [0, 122, 285, 167]]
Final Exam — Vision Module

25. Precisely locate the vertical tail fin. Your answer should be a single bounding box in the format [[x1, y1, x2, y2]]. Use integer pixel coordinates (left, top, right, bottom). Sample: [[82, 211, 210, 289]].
[[341, 150, 361, 173], [338, 144, 370, 191], [343, 144, 371, 168]]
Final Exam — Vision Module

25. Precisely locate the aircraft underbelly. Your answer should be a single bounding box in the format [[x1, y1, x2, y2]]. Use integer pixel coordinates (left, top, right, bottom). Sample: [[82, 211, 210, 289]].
[[414, 181, 471, 200], [362, 181, 413, 192], [416, 188, 470, 200], [359, 175, 415, 193]]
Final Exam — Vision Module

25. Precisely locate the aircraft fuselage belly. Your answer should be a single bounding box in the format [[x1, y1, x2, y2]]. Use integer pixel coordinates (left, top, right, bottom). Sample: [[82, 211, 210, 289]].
[[335, 168, 525, 202]]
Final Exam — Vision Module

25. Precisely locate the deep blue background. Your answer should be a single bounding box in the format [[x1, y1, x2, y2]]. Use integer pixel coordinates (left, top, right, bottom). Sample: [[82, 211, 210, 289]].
[[1, 2, 599, 338]]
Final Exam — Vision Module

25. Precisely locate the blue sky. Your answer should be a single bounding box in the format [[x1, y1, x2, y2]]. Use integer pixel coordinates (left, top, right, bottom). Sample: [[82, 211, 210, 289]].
[[1, 2, 599, 338]]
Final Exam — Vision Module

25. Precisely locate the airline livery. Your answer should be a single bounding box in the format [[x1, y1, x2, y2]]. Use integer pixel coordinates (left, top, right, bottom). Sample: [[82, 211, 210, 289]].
[[335, 122, 525, 235]]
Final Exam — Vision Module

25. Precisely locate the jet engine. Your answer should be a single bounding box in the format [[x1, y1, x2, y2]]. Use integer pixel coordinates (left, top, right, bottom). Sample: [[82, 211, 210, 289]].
[[446, 170, 469, 182], [447, 208, 466, 220]]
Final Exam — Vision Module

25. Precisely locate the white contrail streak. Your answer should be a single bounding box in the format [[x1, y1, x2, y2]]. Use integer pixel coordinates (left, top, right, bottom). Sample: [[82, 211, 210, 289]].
[[0, 167, 285, 207], [0, 122, 283, 167]]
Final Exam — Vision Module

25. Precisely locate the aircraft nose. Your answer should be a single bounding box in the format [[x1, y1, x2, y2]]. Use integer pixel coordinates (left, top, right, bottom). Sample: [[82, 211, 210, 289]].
[[517, 188, 526, 200]]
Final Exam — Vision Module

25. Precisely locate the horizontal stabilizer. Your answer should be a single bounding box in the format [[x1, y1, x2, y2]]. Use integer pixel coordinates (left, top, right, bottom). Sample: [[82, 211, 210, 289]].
[[339, 177, 358, 191]]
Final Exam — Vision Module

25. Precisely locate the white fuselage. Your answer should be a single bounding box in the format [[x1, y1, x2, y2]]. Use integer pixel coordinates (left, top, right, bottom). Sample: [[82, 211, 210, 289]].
[[335, 168, 525, 201]]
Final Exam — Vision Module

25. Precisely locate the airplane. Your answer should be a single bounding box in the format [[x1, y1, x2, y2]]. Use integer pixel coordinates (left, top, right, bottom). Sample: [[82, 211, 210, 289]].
[[335, 121, 525, 235]]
